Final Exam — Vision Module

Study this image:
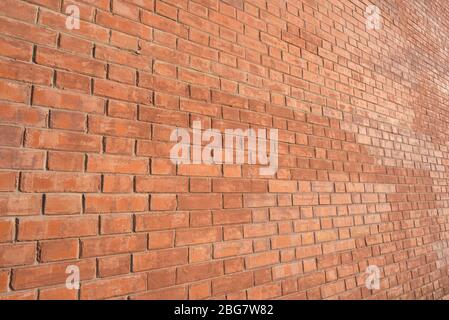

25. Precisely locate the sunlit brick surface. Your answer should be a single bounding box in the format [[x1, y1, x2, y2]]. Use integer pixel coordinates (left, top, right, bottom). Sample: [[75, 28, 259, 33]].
[[0, 0, 448, 299]]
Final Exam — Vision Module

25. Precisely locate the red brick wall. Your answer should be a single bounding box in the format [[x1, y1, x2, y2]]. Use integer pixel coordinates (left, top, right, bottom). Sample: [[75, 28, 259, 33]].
[[0, 0, 448, 300]]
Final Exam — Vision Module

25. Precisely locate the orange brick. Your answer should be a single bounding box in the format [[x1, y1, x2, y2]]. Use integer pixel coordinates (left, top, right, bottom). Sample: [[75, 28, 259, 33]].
[[39, 239, 78, 262], [0, 0, 448, 301]]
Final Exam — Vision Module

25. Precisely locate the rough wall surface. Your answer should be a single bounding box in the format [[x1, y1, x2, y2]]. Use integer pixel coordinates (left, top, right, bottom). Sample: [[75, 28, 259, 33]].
[[0, 0, 449, 300]]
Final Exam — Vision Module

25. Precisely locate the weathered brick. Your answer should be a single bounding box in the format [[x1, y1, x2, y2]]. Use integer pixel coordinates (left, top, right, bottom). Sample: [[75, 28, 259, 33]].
[[39, 239, 79, 262], [0, 0, 448, 301], [0, 243, 35, 267], [21, 172, 101, 193], [133, 248, 188, 271], [11, 260, 95, 290], [80, 274, 147, 300], [18, 216, 97, 240], [81, 234, 147, 257], [135, 212, 189, 231]]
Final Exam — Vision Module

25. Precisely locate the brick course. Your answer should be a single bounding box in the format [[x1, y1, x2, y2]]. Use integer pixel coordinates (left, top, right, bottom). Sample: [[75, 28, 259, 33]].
[[0, 0, 448, 300]]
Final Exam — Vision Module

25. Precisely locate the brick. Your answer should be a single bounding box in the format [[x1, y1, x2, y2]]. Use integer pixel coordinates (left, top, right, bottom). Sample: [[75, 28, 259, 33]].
[[40, 9, 108, 43], [39, 239, 79, 262], [102, 175, 133, 193], [107, 100, 137, 120], [39, 286, 78, 300], [213, 240, 253, 258], [140, 73, 189, 97], [0, 219, 14, 242], [272, 262, 302, 280], [18, 216, 98, 240], [96, 44, 149, 70], [11, 260, 95, 290], [211, 91, 248, 109], [98, 255, 131, 278], [100, 214, 133, 234], [55, 71, 91, 93], [141, 11, 188, 39], [247, 283, 282, 299], [105, 137, 134, 155], [136, 176, 188, 193], [0, 101, 46, 127], [0, 79, 29, 103], [148, 268, 176, 290], [96, 11, 151, 41], [245, 251, 279, 269], [331, 193, 352, 205], [87, 154, 148, 174], [224, 257, 245, 274], [58, 33, 93, 55], [315, 230, 339, 243], [21, 172, 101, 193], [0, 270, 9, 292], [269, 207, 299, 220], [296, 245, 322, 259], [88, 115, 150, 139], [108, 63, 136, 84], [223, 194, 242, 209], [0, 291, 36, 300], [212, 179, 266, 192], [133, 248, 188, 271], [154, 61, 177, 77], [271, 234, 301, 249], [180, 165, 222, 177], [36, 47, 105, 77], [321, 280, 346, 298], [81, 274, 147, 300], [178, 68, 220, 89], [0, 125, 22, 147], [243, 223, 277, 238], [139, 106, 189, 127], [136, 140, 173, 157], [178, 194, 222, 210], [44, 194, 81, 215], [81, 234, 147, 258], [150, 194, 177, 211], [155, 0, 178, 19], [212, 272, 253, 295], [0, 194, 42, 216], [47, 151, 84, 172], [0, 0, 447, 301], [148, 230, 174, 250], [0, 35, 33, 61], [189, 245, 211, 263], [190, 211, 212, 228], [268, 180, 298, 193], [322, 239, 355, 255], [0, 148, 44, 169], [130, 286, 186, 300], [212, 208, 251, 225], [0, 16, 57, 46], [243, 194, 277, 207], [190, 178, 211, 193], [33, 87, 104, 114], [176, 227, 221, 246], [0, 59, 52, 85], [50, 110, 86, 132], [151, 158, 176, 175], [177, 261, 223, 284], [297, 272, 326, 291], [0, 243, 35, 267], [25, 129, 102, 152], [94, 79, 152, 105], [294, 219, 321, 232]]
